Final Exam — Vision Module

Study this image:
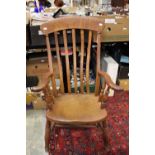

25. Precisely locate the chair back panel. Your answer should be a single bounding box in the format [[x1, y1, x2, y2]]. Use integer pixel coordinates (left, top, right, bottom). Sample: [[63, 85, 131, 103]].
[[72, 29, 78, 93], [40, 16, 104, 95], [63, 29, 71, 93], [41, 16, 104, 34]]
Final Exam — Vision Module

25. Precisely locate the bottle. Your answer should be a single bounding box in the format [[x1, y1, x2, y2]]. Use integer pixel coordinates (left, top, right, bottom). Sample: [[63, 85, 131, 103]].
[[34, 0, 39, 13]]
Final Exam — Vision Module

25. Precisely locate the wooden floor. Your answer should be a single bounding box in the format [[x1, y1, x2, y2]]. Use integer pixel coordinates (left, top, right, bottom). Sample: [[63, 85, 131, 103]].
[[26, 110, 48, 155]]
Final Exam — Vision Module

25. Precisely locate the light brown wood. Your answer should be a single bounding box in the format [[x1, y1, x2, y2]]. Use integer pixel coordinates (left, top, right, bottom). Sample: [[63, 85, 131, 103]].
[[40, 16, 104, 35], [86, 30, 92, 93], [54, 32, 64, 93], [80, 30, 84, 93], [63, 30, 71, 93], [43, 83, 55, 110], [98, 89, 108, 109], [54, 124, 98, 128], [38, 16, 123, 150], [45, 35, 54, 77], [45, 119, 50, 151], [45, 35, 57, 96], [99, 120, 109, 146], [45, 121, 55, 152], [95, 32, 102, 95], [72, 29, 78, 93], [98, 70, 123, 90], [46, 94, 107, 123]]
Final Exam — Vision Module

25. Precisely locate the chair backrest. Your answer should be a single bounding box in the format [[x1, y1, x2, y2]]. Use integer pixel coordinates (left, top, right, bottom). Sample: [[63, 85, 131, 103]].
[[40, 16, 104, 95]]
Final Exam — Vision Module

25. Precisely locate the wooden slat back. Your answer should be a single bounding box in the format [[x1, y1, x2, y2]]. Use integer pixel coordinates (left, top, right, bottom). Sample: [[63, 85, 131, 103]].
[[63, 30, 71, 93], [95, 32, 102, 95], [80, 30, 84, 93], [72, 29, 78, 93], [45, 35, 57, 96], [54, 32, 64, 93], [41, 16, 104, 35], [41, 16, 104, 94], [86, 30, 92, 93]]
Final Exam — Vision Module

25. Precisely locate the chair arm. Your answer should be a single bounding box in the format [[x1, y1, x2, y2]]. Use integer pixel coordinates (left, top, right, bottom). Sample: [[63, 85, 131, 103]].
[[31, 73, 53, 92], [98, 70, 123, 91]]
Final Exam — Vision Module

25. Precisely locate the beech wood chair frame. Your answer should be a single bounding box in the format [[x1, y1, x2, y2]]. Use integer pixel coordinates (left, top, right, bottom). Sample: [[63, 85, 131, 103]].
[[32, 16, 122, 151]]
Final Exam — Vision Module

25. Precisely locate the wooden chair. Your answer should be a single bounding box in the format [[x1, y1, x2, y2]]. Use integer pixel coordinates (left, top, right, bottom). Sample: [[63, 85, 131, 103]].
[[32, 16, 122, 151]]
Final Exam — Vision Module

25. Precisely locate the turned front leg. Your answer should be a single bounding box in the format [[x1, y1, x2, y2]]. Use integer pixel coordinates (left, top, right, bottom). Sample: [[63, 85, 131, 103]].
[[45, 119, 50, 152], [45, 120, 55, 152], [100, 119, 109, 147]]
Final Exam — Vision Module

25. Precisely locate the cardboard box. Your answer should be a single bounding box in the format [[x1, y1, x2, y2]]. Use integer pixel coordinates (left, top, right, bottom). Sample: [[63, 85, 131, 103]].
[[119, 79, 129, 91], [93, 15, 129, 42]]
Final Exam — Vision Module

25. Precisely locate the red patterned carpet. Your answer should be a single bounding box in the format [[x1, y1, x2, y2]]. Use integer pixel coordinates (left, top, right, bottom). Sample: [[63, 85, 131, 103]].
[[49, 91, 129, 155]]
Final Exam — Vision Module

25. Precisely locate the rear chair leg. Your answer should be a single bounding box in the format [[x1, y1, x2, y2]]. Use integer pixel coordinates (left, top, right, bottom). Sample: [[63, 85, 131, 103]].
[[45, 120, 55, 152], [99, 119, 109, 147], [45, 119, 50, 152]]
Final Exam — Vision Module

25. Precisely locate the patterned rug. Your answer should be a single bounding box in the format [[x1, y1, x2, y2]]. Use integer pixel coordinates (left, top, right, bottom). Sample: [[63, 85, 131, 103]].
[[49, 91, 129, 155]]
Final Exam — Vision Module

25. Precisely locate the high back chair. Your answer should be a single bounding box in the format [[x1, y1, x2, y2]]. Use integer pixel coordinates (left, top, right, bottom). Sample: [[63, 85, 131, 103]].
[[32, 16, 122, 151]]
